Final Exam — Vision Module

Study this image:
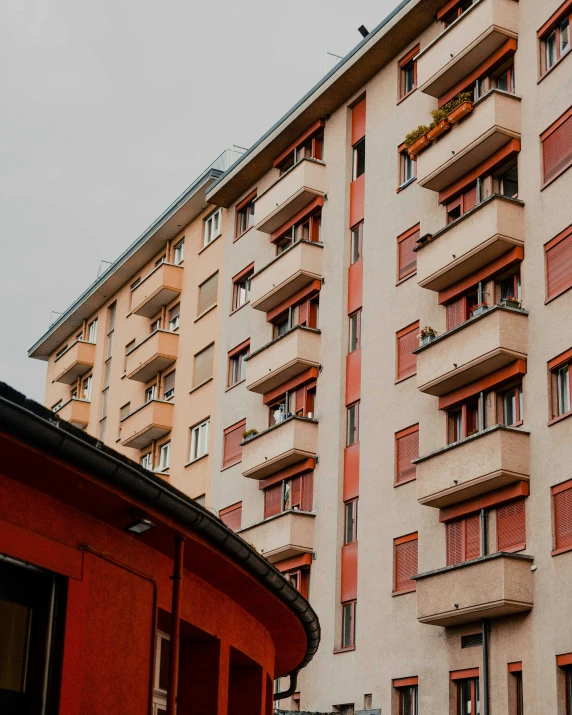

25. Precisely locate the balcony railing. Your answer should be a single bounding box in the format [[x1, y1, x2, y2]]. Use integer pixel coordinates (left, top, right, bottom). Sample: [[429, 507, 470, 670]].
[[241, 416, 318, 480], [417, 90, 521, 192], [414, 552, 534, 627], [254, 159, 326, 234], [417, 0, 519, 98], [415, 425, 530, 508], [250, 240, 323, 313], [125, 329, 178, 383], [54, 340, 96, 385], [416, 305, 528, 396], [416, 195, 524, 292], [131, 263, 183, 318], [238, 510, 315, 563], [55, 398, 91, 429], [120, 399, 174, 449], [245, 326, 321, 395]]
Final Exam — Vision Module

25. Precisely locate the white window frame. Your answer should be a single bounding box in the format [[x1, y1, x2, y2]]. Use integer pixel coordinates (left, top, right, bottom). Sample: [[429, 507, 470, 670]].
[[82, 375, 92, 401], [141, 452, 153, 470], [87, 319, 98, 343], [153, 630, 170, 711], [174, 239, 184, 265], [157, 442, 170, 472], [190, 419, 210, 462], [145, 385, 157, 403], [204, 208, 222, 247], [168, 313, 180, 332]]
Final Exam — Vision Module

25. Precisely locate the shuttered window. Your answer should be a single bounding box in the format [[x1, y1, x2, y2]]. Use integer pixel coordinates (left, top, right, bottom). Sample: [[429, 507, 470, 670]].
[[393, 533, 418, 594], [397, 321, 419, 381], [397, 224, 419, 281], [446, 514, 480, 566], [553, 481, 572, 551], [263, 471, 314, 519], [446, 297, 465, 331], [545, 225, 572, 301], [542, 107, 572, 185], [193, 344, 214, 387], [197, 272, 218, 315], [223, 419, 246, 469], [220, 502, 242, 531], [395, 424, 419, 484], [497, 499, 526, 551], [264, 483, 282, 519], [163, 370, 176, 399]]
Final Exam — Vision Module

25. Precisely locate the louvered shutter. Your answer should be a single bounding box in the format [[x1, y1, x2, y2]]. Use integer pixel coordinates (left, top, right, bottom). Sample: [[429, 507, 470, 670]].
[[447, 520, 463, 565], [223, 421, 245, 469], [497, 499, 526, 551], [543, 113, 572, 184], [264, 483, 282, 519], [290, 475, 302, 508], [295, 386, 305, 414], [397, 325, 418, 380], [193, 344, 214, 387], [446, 297, 465, 331], [298, 299, 309, 326], [554, 486, 572, 550], [463, 184, 477, 212], [163, 371, 175, 394], [546, 231, 572, 301], [220, 504, 242, 531], [198, 273, 218, 315], [465, 513, 481, 560], [301, 471, 314, 512], [398, 228, 419, 280], [394, 537, 418, 592], [396, 428, 419, 483]]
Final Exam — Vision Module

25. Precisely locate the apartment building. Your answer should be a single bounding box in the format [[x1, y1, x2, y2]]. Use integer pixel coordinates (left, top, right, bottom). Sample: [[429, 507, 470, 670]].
[[30, 0, 572, 712], [29, 148, 242, 506]]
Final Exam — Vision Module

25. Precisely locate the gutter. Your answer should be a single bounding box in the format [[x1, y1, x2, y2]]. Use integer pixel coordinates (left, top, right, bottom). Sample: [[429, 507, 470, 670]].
[[0, 382, 320, 684]]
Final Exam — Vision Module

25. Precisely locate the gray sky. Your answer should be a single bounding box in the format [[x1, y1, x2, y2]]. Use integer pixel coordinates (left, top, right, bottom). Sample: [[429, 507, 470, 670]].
[[0, 0, 398, 401]]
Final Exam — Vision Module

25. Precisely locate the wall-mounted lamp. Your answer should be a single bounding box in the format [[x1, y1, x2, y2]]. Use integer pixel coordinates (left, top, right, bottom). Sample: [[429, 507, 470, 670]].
[[125, 517, 156, 535]]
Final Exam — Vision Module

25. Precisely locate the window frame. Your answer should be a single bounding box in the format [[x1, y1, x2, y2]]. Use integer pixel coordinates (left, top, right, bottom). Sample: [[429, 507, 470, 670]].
[[395, 424, 419, 485], [168, 303, 180, 332], [398, 144, 416, 189], [393, 679, 419, 715], [456, 676, 480, 715], [157, 441, 171, 472], [397, 223, 420, 282], [141, 452, 153, 470], [203, 208, 222, 247], [348, 310, 361, 353], [344, 499, 358, 544], [393, 532, 418, 596], [352, 137, 365, 181], [173, 239, 184, 264], [350, 222, 364, 265], [548, 348, 572, 423], [163, 371, 176, 401], [538, 2, 572, 77], [341, 600, 357, 649], [232, 264, 254, 312], [346, 401, 360, 446], [227, 340, 250, 388], [398, 45, 419, 101], [87, 319, 98, 343], [235, 192, 256, 239], [189, 418, 210, 463]]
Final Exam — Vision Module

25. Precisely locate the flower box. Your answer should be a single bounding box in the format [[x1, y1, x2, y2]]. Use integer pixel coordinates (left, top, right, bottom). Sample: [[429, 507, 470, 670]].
[[447, 101, 473, 124], [426, 119, 450, 141], [408, 134, 431, 158], [421, 334, 437, 347], [500, 298, 521, 310], [470, 304, 489, 318]]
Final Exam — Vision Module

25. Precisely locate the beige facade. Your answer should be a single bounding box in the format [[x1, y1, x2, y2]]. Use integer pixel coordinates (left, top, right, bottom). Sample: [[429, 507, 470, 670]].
[[30, 0, 572, 713]]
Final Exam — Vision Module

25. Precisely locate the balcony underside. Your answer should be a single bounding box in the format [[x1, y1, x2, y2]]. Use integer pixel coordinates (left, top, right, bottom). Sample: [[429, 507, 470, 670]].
[[126, 353, 177, 383], [121, 423, 171, 450], [133, 286, 181, 318], [242, 447, 316, 481]]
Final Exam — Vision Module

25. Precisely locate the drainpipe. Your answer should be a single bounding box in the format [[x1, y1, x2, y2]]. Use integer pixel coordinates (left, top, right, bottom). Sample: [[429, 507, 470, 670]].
[[480, 508, 487, 557], [482, 619, 490, 715], [167, 535, 185, 715], [273, 668, 299, 701], [40, 574, 57, 715]]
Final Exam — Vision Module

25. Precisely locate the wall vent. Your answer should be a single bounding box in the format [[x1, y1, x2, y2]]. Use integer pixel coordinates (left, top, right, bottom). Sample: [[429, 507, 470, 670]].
[[461, 633, 483, 648]]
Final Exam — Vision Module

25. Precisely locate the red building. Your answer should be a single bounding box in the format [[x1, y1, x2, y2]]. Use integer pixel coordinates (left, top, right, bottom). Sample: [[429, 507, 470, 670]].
[[0, 382, 319, 715]]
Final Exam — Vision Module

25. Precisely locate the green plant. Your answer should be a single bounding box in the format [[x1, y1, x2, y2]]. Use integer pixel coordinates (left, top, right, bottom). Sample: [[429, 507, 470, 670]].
[[242, 428, 259, 439], [404, 125, 430, 147], [442, 91, 472, 115], [429, 107, 448, 128], [404, 92, 473, 141]]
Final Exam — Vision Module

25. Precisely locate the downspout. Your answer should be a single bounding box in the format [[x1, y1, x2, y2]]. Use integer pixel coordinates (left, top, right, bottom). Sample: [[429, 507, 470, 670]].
[[167, 535, 185, 715], [482, 619, 490, 715], [274, 668, 299, 701]]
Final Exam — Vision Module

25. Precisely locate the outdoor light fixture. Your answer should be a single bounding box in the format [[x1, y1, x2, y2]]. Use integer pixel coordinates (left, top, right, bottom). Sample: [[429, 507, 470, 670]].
[[125, 517, 156, 535], [358, 25, 369, 38]]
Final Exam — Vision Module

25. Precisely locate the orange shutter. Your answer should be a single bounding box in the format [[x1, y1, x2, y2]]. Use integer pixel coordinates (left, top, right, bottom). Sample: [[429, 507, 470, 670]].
[[301, 471, 314, 512], [397, 322, 419, 381], [463, 184, 477, 212], [395, 426, 419, 483], [352, 99, 366, 145], [398, 225, 419, 280], [447, 514, 480, 565], [447, 520, 463, 566], [223, 419, 246, 469], [394, 535, 418, 593], [220, 503, 242, 531], [465, 513, 481, 560], [543, 110, 572, 184], [546, 228, 572, 301], [554, 485, 572, 550], [298, 299, 309, 326], [497, 499, 526, 551], [446, 297, 465, 331], [264, 483, 282, 519], [291, 475, 302, 508]]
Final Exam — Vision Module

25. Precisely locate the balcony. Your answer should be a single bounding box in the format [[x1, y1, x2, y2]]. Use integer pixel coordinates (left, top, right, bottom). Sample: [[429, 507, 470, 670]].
[[242, 416, 318, 480], [415, 553, 534, 627], [250, 241, 323, 313], [125, 330, 178, 383], [417, 91, 521, 192], [238, 511, 315, 563], [415, 425, 529, 508], [245, 326, 320, 395], [54, 341, 96, 385], [120, 399, 174, 449], [55, 398, 90, 429], [254, 159, 326, 234], [131, 263, 183, 318], [416, 306, 527, 396], [417, 196, 524, 292], [417, 0, 519, 99]]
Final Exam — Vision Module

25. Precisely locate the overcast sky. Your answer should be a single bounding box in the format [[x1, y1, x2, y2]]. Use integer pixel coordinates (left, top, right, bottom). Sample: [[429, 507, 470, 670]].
[[0, 0, 398, 401]]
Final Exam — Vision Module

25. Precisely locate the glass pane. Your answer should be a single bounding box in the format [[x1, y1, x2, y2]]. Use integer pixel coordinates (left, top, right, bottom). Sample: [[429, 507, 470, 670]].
[[561, 19, 570, 53], [404, 154, 415, 182], [345, 502, 355, 544], [504, 389, 516, 425], [459, 680, 472, 715], [349, 314, 359, 352], [351, 225, 361, 264], [347, 405, 358, 445], [0, 600, 31, 692], [400, 686, 416, 715], [558, 366, 571, 415], [404, 63, 415, 94], [546, 30, 557, 68], [496, 70, 509, 92], [353, 139, 366, 179], [342, 603, 353, 647]]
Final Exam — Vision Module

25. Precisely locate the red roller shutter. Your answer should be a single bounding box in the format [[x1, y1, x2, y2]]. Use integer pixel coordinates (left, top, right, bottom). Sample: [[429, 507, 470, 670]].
[[545, 227, 572, 301], [446, 297, 465, 331], [394, 534, 418, 593], [398, 225, 419, 281], [220, 502, 242, 531], [264, 484, 282, 519], [301, 471, 314, 512], [446, 520, 463, 566], [463, 185, 477, 212], [543, 109, 572, 184], [397, 322, 419, 381], [223, 419, 246, 469], [497, 499, 526, 551], [395, 425, 419, 483], [554, 483, 572, 550], [447, 514, 480, 565], [465, 513, 481, 560]]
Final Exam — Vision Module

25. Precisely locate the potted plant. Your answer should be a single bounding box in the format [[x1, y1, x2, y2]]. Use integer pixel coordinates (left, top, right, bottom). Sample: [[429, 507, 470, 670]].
[[470, 302, 489, 318], [426, 107, 451, 141], [418, 326, 437, 347], [446, 92, 473, 123], [500, 295, 521, 309], [405, 125, 431, 157], [242, 428, 259, 442]]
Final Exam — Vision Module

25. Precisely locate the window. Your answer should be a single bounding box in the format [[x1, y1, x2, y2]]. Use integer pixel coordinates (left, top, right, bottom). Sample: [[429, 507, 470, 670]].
[[150, 317, 161, 333], [549, 349, 572, 420], [344, 499, 358, 544], [124, 340, 135, 372], [219, 502, 242, 531], [235, 193, 256, 238], [447, 396, 481, 443], [157, 442, 170, 472], [552, 480, 572, 552], [155, 255, 166, 267], [511, 667, 523, 715], [141, 452, 153, 470], [52, 400, 63, 412], [445, 182, 478, 223], [501, 384, 523, 426], [396, 321, 419, 382], [393, 533, 418, 595], [497, 269, 521, 304], [81, 375, 92, 401], [497, 499, 526, 552], [87, 319, 98, 343], [197, 272, 219, 315], [55, 344, 69, 358], [399, 147, 416, 187], [263, 472, 314, 518], [542, 107, 572, 186], [557, 656, 572, 715], [283, 564, 310, 599], [399, 45, 419, 99], [397, 224, 419, 281], [163, 371, 175, 400], [222, 419, 245, 469], [445, 284, 483, 331], [173, 239, 184, 264], [456, 675, 480, 715], [446, 514, 481, 565], [499, 164, 519, 198], [228, 341, 249, 387], [274, 122, 324, 174], [168, 303, 180, 331], [352, 138, 365, 180], [153, 630, 170, 712], [545, 225, 572, 302], [119, 402, 130, 436], [100, 388, 109, 419], [395, 424, 419, 484], [274, 207, 322, 253], [349, 311, 361, 353], [131, 277, 141, 292], [232, 265, 253, 311], [189, 419, 210, 462], [539, 4, 571, 76], [341, 601, 356, 648], [204, 208, 222, 246], [347, 402, 359, 446], [145, 384, 157, 403], [193, 343, 214, 388], [439, 0, 474, 27], [393, 679, 418, 715], [350, 222, 363, 264]]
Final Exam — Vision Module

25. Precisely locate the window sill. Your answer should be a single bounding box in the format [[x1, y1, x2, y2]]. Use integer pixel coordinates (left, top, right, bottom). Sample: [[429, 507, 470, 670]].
[[396, 177, 416, 193], [194, 304, 217, 323], [396, 87, 417, 105], [548, 410, 572, 427], [184, 453, 209, 468], [189, 377, 214, 394], [225, 378, 246, 393], [198, 234, 221, 254], [395, 372, 416, 385], [234, 226, 254, 243], [394, 475, 416, 488], [333, 646, 356, 655], [392, 586, 416, 597], [220, 458, 242, 473], [120, 372, 126, 380], [552, 544, 572, 557], [396, 270, 417, 286], [230, 301, 250, 317], [541, 158, 572, 193], [538, 48, 571, 84]]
